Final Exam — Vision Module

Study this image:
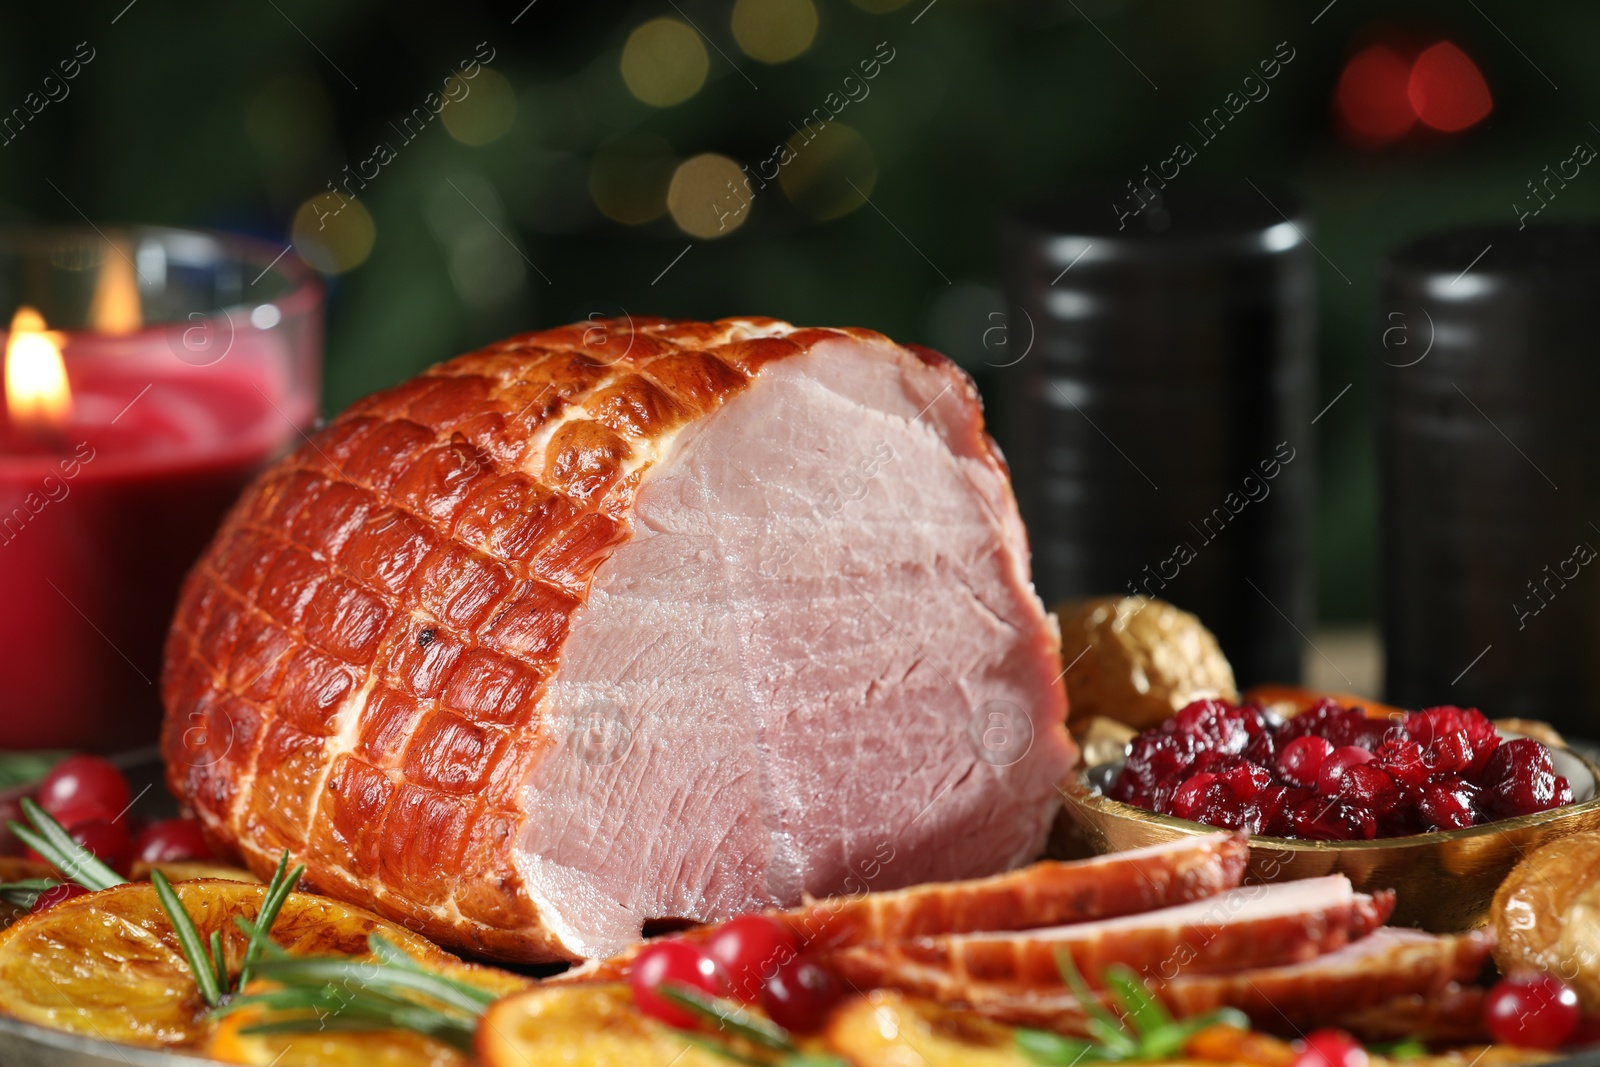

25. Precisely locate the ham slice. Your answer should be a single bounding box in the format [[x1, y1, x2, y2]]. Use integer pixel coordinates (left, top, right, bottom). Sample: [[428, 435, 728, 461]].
[[161, 318, 1075, 962], [567, 834, 1250, 983], [944, 927, 1494, 1041], [826, 876, 1394, 1000]]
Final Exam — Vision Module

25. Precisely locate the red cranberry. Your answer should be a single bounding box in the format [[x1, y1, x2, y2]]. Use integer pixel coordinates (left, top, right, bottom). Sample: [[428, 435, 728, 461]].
[[1408, 706, 1498, 774], [1219, 761, 1272, 801], [29, 882, 90, 913], [35, 756, 132, 826], [704, 916, 801, 1003], [1278, 736, 1335, 787], [1481, 738, 1571, 820], [1417, 776, 1481, 830], [1334, 764, 1398, 812], [1166, 700, 1266, 754], [1570, 1013, 1600, 1047], [761, 956, 844, 1033], [1484, 972, 1580, 1049], [1315, 746, 1375, 794], [133, 818, 214, 864], [629, 941, 725, 1029], [1294, 1028, 1369, 1067], [1253, 785, 1306, 836], [1374, 738, 1430, 789]]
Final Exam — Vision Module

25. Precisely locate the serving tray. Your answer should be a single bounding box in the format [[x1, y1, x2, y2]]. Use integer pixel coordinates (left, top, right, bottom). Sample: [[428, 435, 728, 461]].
[[0, 1014, 226, 1067]]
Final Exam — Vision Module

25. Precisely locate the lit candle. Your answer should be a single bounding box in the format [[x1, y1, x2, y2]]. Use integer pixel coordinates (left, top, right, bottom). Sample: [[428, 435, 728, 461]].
[[0, 230, 321, 750]]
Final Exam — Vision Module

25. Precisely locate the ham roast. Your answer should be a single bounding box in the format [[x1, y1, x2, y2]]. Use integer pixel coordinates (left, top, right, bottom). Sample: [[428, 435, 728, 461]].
[[160, 317, 1076, 962]]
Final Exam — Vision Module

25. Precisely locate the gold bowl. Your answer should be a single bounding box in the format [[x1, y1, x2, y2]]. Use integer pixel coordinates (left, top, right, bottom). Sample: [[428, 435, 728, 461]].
[[1059, 740, 1600, 931]]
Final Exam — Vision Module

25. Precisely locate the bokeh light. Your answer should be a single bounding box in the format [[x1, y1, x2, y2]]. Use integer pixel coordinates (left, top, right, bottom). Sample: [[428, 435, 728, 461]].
[[778, 122, 876, 220], [291, 192, 375, 274], [1333, 44, 1416, 145], [589, 133, 679, 225], [621, 18, 709, 108], [667, 153, 751, 238], [1409, 42, 1492, 132], [731, 0, 819, 64], [441, 67, 518, 146]]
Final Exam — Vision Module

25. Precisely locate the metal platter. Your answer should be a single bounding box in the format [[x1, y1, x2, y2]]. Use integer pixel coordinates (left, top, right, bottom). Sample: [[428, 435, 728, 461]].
[[0, 1014, 226, 1067]]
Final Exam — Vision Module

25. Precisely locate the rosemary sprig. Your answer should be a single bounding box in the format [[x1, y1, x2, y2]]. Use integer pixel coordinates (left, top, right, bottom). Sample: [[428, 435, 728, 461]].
[[8, 798, 125, 891], [151, 868, 224, 1008], [8, 799, 307, 1008], [657, 983, 849, 1067], [0, 878, 61, 910], [213, 933, 499, 1054], [1016, 953, 1251, 1065]]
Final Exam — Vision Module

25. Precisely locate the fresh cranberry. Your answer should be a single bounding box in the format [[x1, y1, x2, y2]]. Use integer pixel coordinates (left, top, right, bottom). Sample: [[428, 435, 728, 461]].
[[35, 755, 131, 826], [1481, 738, 1572, 820], [1315, 746, 1375, 794], [704, 916, 801, 1003], [1166, 700, 1268, 754], [629, 940, 726, 1029], [132, 818, 214, 864], [1408, 706, 1499, 774], [68, 819, 133, 876], [1294, 1028, 1369, 1067], [1416, 776, 1481, 831], [28, 882, 90, 913], [0, 797, 23, 856], [1484, 972, 1581, 1049], [1243, 728, 1279, 766], [1278, 736, 1335, 787], [761, 956, 844, 1033]]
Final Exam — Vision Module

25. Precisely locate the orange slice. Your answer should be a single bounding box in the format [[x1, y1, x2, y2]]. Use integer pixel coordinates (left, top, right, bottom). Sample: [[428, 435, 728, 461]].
[[823, 989, 1030, 1066], [478, 982, 737, 1067], [0, 878, 478, 1049]]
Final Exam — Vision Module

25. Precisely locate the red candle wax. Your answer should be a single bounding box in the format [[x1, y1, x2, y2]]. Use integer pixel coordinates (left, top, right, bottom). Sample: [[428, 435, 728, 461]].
[[0, 339, 308, 750]]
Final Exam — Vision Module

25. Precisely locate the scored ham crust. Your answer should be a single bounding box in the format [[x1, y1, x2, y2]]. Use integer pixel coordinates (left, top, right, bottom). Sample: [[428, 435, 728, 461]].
[[161, 317, 1075, 962]]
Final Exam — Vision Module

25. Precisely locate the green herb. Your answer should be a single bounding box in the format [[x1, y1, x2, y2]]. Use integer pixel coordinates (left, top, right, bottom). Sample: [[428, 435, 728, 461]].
[[151, 868, 225, 1008], [0, 878, 61, 910], [1016, 953, 1252, 1065], [657, 982, 849, 1067], [8, 798, 125, 891], [1369, 1038, 1428, 1060], [9, 798, 307, 1007], [0, 751, 67, 791], [233, 851, 306, 990], [213, 932, 500, 1054]]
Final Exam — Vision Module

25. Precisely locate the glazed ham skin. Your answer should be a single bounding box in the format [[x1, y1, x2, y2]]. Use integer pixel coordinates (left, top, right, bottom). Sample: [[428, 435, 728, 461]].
[[161, 317, 1075, 962]]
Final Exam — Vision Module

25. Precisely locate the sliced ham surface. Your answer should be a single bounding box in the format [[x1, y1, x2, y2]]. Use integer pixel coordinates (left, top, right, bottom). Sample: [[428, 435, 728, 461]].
[[568, 834, 1250, 983], [161, 318, 1075, 961], [826, 876, 1394, 999], [932, 927, 1495, 1041]]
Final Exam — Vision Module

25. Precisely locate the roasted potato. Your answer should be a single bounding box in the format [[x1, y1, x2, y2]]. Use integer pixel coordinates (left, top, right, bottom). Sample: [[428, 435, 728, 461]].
[[1493, 829, 1600, 1012], [1055, 596, 1237, 731]]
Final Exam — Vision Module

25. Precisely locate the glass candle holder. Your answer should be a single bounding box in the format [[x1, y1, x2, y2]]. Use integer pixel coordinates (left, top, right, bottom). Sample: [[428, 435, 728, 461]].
[[0, 227, 322, 751]]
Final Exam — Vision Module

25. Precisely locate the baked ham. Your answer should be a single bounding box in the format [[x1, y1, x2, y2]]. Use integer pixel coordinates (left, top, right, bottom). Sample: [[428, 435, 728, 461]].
[[952, 927, 1496, 1041], [570, 835, 1251, 983], [160, 317, 1075, 962], [826, 876, 1396, 999]]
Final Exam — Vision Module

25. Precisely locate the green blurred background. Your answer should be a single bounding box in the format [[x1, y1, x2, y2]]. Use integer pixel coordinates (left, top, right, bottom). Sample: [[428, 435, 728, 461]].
[[4, 0, 1596, 626]]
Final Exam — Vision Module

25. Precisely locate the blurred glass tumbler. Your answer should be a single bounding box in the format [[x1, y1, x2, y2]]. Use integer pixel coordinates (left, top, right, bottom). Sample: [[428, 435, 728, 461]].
[[997, 184, 1315, 688], [1380, 224, 1600, 736]]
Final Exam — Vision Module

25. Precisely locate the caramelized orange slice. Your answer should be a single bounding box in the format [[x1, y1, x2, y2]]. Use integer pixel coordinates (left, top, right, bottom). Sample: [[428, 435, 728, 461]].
[[478, 982, 735, 1067], [0, 878, 467, 1048]]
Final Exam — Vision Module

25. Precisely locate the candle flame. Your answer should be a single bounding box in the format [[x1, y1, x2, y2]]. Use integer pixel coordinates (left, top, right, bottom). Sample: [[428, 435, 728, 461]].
[[90, 243, 143, 334], [5, 307, 71, 429]]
